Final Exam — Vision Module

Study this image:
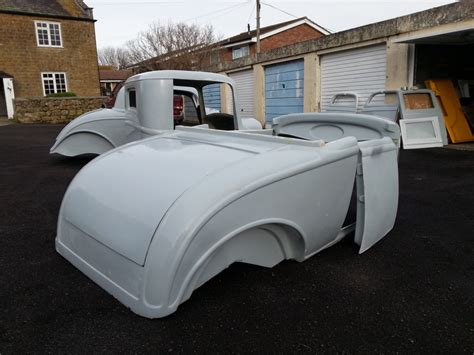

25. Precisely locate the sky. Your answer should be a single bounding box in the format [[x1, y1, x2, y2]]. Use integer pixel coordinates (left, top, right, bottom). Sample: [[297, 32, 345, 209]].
[[88, 0, 456, 49]]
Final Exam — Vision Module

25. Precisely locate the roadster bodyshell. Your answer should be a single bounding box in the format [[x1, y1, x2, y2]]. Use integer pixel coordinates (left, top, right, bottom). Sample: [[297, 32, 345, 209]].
[[50, 70, 261, 157], [56, 113, 400, 318]]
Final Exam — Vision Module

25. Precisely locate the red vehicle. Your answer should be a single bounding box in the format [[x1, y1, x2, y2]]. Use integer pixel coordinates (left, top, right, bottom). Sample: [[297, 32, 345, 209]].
[[103, 81, 185, 125]]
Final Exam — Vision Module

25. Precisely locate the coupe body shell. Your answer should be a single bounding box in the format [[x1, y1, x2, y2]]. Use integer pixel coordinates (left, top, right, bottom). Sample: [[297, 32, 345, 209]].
[[50, 70, 262, 157]]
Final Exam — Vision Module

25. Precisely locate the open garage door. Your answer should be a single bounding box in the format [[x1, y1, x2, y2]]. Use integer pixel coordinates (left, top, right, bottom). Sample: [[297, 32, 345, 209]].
[[396, 27, 474, 143], [320, 44, 387, 111], [265, 60, 304, 123], [229, 69, 255, 119]]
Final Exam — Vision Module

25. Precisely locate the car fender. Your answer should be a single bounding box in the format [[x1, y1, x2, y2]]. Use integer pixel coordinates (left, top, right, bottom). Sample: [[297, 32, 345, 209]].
[[50, 108, 138, 156], [178, 220, 306, 306], [50, 131, 115, 156], [140, 137, 359, 317]]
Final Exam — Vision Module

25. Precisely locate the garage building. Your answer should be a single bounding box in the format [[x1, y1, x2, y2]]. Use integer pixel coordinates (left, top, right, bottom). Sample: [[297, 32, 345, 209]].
[[208, 1, 473, 141]]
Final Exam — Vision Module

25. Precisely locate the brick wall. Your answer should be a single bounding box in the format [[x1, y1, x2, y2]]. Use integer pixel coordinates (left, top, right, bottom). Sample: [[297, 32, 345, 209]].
[[260, 24, 323, 52], [14, 96, 105, 123], [0, 12, 100, 98], [219, 24, 323, 64]]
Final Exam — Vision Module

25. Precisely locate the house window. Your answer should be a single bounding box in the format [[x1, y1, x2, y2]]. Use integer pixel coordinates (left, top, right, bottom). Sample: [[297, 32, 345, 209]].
[[42, 72, 67, 95], [232, 45, 249, 60], [35, 21, 62, 47]]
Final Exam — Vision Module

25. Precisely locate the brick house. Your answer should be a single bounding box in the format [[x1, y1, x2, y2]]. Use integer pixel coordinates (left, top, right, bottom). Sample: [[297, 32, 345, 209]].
[[219, 17, 329, 64], [0, 0, 100, 118], [131, 17, 329, 72], [99, 67, 133, 96], [128, 17, 329, 119]]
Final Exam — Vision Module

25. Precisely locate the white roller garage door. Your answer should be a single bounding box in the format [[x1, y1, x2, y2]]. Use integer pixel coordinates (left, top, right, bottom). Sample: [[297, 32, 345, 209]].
[[320, 44, 387, 111], [229, 69, 255, 118]]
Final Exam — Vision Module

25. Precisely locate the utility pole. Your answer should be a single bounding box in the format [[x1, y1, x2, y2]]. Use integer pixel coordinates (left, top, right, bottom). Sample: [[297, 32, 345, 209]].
[[256, 0, 261, 54]]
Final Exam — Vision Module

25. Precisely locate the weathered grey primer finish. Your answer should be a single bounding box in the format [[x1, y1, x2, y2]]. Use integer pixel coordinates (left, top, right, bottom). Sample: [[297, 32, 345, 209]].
[[56, 113, 400, 318], [397, 89, 447, 149], [320, 88, 446, 150]]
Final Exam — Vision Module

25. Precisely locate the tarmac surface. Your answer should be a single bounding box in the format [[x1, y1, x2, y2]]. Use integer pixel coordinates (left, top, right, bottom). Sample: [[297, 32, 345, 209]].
[[0, 124, 473, 353]]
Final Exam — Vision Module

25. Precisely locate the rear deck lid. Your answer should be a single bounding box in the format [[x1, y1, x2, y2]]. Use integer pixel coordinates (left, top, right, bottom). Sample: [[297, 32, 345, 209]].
[[61, 132, 266, 265]]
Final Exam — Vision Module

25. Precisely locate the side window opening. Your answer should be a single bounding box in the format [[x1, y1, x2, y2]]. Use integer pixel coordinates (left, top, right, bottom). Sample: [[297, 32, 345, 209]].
[[128, 90, 136, 108]]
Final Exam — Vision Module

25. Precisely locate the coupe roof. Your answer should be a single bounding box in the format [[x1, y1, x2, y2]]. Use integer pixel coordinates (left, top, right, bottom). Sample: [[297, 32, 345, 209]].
[[126, 70, 236, 87]]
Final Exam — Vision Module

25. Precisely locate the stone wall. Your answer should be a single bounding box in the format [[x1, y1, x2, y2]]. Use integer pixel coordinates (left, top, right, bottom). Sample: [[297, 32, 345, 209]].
[[14, 97, 105, 123]]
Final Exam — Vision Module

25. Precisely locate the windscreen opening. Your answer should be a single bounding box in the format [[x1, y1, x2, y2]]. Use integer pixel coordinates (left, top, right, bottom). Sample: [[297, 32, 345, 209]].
[[202, 83, 236, 130]]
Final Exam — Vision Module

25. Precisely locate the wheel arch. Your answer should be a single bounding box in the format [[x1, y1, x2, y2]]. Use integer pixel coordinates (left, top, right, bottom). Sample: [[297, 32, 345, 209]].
[[176, 221, 306, 306]]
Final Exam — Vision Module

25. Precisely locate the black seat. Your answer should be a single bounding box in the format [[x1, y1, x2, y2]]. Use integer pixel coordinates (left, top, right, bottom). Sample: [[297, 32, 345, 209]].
[[205, 113, 235, 130]]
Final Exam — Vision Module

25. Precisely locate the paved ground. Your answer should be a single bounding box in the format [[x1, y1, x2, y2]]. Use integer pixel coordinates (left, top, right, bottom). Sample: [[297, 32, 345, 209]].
[[444, 143, 474, 152], [0, 124, 473, 353], [0, 118, 13, 126]]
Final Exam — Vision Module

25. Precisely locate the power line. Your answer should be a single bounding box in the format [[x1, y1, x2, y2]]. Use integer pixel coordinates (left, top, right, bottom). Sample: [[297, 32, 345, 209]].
[[183, 2, 249, 22], [260, 1, 299, 19], [204, 2, 251, 23], [90, 0, 250, 24], [246, 1, 255, 24], [89, 1, 184, 5]]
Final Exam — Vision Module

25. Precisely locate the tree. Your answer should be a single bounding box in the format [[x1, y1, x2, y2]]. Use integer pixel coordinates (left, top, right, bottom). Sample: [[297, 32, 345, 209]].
[[125, 21, 220, 72], [97, 46, 131, 70]]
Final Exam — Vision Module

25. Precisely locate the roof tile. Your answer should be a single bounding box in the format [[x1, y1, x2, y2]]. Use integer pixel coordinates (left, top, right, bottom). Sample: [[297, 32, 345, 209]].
[[0, 0, 93, 19]]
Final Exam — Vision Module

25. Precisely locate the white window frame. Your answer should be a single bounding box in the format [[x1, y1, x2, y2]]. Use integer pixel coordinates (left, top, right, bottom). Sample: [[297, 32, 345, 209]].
[[232, 45, 250, 60], [35, 21, 63, 48], [400, 117, 443, 149], [41, 72, 68, 96]]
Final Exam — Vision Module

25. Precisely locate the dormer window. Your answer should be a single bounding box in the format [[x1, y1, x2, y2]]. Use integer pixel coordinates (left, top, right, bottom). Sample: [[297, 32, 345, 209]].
[[35, 21, 62, 47], [232, 45, 249, 60]]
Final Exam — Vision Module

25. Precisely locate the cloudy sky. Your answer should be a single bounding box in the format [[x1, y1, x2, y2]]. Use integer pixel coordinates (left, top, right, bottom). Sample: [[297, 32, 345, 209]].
[[88, 0, 455, 49]]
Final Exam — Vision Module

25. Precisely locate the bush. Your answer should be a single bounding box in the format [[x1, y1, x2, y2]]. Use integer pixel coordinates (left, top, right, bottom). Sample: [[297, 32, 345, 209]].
[[46, 92, 77, 97]]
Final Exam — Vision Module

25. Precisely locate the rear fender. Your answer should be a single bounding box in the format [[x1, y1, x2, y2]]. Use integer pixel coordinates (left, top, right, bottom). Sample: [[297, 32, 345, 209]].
[[51, 131, 115, 156], [181, 222, 306, 304]]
